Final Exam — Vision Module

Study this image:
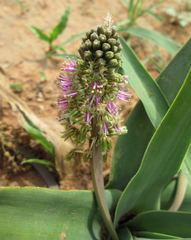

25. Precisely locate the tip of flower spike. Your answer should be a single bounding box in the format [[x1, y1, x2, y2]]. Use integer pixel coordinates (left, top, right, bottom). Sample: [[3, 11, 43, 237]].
[[103, 12, 113, 29]]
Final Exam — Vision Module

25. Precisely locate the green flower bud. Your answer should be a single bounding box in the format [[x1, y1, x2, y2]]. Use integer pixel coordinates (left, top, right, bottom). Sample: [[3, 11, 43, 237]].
[[80, 43, 86, 51], [118, 44, 123, 51], [108, 59, 119, 67], [90, 32, 98, 41], [114, 53, 121, 60], [112, 32, 119, 39], [108, 38, 117, 46], [112, 46, 118, 53], [93, 39, 101, 51], [82, 36, 88, 43], [96, 58, 106, 67], [97, 25, 105, 35], [78, 49, 84, 59], [85, 39, 92, 50], [106, 137, 112, 150], [99, 34, 107, 43], [105, 51, 114, 59], [116, 40, 121, 46], [100, 136, 107, 154], [102, 43, 111, 51], [86, 29, 92, 38], [95, 50, 104, 58], [105, 29, 112, 38], [111, 25, 117, 35], [84, 50, 93, 60]]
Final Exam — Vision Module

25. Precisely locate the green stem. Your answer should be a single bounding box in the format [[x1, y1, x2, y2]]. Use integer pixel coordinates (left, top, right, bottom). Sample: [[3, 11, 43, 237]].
[[169, 170, 188, 211], [90, 118, 119, 240]]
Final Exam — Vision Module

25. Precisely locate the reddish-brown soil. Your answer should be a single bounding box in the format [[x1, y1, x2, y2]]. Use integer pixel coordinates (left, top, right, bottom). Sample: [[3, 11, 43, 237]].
[[0, 0, 190, 190]]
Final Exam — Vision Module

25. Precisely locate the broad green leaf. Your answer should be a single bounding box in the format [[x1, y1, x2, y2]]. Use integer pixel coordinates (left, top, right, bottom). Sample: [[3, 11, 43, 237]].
[[157, 38, 191, 105], [107, 37, 191, 193], [114, 69, 191, 226], [0, 188, 121, 240], [22, 159, 55, 167], [29, 26, 50, 43], [120, 36, 169, 129], [119, 27, 181, 55], [50, 7, 71, 42], [117, 227, 133, 240], [106, 101, 155, 191], [136, 231, 180, 239], [126, 211, 191, 238]]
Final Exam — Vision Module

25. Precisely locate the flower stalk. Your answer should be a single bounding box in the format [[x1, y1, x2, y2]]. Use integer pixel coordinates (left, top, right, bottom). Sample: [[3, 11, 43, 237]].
[[90, 117, 119, 240]]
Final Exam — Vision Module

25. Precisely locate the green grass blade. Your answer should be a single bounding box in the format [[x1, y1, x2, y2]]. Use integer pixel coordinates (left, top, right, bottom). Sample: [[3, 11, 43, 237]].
[[0, 188, 121, 240], [107, 37, 191, 194], [121, 27, 181, 55], [53, 31, 86, 50], [114, 69, 191, 226], [50, 7, 71, 42], [145, 11, 163, 22], [120, 36, 169, 129], [126, 211, 191, 238], [28, 25, 50, 43], [23, 124, 54, 159], [120, 0, 129, 7], [52, 54, 77, 61], [22, 159, 55, 167]]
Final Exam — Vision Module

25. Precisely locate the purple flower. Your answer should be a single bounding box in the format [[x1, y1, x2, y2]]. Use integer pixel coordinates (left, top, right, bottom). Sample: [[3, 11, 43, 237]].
[[113, 124, 121, 134], [101, 122, 109, 136], [117, 90, 132, 102], [84, 112, 91, 123], [57, 98, 68, 111], [107, 100, 120, 115], [62, 59, 77, 73]]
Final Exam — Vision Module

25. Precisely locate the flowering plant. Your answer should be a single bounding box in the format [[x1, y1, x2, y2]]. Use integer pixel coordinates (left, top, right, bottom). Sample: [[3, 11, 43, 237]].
[[0, 16, 191, 240]]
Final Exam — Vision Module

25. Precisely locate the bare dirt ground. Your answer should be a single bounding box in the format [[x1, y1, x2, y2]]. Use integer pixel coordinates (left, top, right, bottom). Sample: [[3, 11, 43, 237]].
[[0, 0, 190, 190]]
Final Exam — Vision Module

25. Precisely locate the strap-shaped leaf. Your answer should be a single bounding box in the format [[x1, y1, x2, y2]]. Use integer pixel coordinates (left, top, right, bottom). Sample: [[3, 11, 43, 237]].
[[120, 36, 169, 129], [126, 210, 191, 238], [28, 25, 50, 43], [119, 27, 181, 55], [114, 69, 191, 226], [136, 231, 180, 239], [107, 38, 191, 192], [106, 101, 155, 191], [117, 226, 133, 240], [50, 7, 71, 42], [0, 188, 121, 240]]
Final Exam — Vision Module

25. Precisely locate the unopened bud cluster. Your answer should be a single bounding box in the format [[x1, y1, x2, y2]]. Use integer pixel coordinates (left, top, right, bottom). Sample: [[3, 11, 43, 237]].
[[56, 15, 132, 162]]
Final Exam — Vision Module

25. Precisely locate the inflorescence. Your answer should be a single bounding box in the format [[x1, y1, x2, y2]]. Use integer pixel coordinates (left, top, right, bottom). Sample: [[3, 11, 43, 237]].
[[56, 14, 132, 162]]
